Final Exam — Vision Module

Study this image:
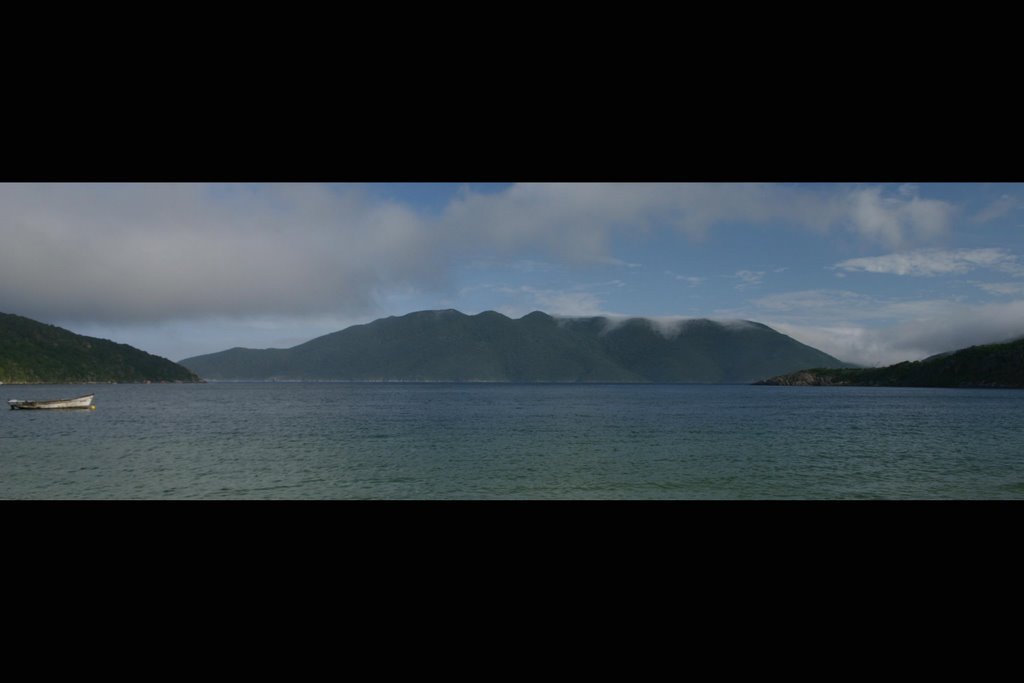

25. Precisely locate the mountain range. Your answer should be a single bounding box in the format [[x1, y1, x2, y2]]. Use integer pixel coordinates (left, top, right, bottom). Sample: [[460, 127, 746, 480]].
[[179, 309, 854, 383], [0, 312, 201, 384], [9, 307, 1020, 388]]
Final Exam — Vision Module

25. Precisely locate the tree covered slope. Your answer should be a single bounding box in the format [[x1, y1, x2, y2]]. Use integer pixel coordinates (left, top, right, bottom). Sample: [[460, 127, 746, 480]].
[[755, 338, 1024, 388], [1, 312, 201, 383]]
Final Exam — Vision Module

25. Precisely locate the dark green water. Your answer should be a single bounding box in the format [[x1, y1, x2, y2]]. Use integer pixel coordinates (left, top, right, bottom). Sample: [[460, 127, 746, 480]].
[[2, 382, 1023, 499]]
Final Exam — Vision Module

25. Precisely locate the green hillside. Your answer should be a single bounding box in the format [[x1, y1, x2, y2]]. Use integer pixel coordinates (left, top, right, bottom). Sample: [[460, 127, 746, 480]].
[[0, 312, 202, 384], [181, 309, 853, 383], [755, 338, 1024, 388]]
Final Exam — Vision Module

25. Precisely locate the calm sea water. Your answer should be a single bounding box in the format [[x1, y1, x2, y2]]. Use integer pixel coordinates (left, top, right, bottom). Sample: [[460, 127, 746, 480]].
[[2, 382, 1023, 499]]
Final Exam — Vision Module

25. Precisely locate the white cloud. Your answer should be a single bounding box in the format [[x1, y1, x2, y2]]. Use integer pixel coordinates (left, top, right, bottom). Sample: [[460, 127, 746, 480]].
[[975, 282, 1024, 296], [769, 323, 906, 367], [665, 270, 704, 286], [0, 183, 441, 324], [844, 186, 952, 248], [440, 182, 957, 255], [0, 182, 962, 333], [605, 258, 643, 268], [972, 194, 1019, 223], [746, 290, 1024, 366], [995, 261, 1024, 277], [905, 299, 1024, 349], [834, 248, 1018, 277], [641, 317, 691, 338], [735, 270, 766, 288], [555, 314, 756, 340]]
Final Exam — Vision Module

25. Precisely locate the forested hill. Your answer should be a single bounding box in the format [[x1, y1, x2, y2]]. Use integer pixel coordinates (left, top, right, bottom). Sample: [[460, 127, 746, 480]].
[[755, 338, 1024, 388], [0, 312, 201, 383], [180, 309, 853, 383]]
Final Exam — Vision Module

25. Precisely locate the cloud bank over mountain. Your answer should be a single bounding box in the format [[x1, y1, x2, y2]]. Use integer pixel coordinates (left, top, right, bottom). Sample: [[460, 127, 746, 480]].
[[1, 182, 1018, 365]]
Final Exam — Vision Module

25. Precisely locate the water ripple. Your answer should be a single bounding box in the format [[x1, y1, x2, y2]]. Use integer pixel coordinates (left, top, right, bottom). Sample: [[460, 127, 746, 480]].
[[3, 383, 1023, 499]]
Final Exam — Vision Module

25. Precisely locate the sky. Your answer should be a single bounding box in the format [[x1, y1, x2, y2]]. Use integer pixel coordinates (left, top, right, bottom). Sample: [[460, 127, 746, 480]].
[[2, 182, 1023, 367]]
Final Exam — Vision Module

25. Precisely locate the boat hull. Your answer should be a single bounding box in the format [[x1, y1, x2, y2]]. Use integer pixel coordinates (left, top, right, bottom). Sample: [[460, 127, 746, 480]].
[[8, 394, 95, 410]]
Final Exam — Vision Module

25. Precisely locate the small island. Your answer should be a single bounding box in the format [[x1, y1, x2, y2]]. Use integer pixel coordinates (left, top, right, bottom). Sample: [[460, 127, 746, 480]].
[[755, 338, 1024, 389]]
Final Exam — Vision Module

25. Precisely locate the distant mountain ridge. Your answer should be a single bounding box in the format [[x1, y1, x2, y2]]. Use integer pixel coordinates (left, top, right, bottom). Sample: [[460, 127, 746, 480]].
[[755, 337, 1024, 388], [180, 309, 853, 383], [0, 312, 201, 384]]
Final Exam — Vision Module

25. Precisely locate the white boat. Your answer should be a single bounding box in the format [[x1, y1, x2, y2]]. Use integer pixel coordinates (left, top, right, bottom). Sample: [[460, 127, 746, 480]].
[[8, 393, 95, 410]]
